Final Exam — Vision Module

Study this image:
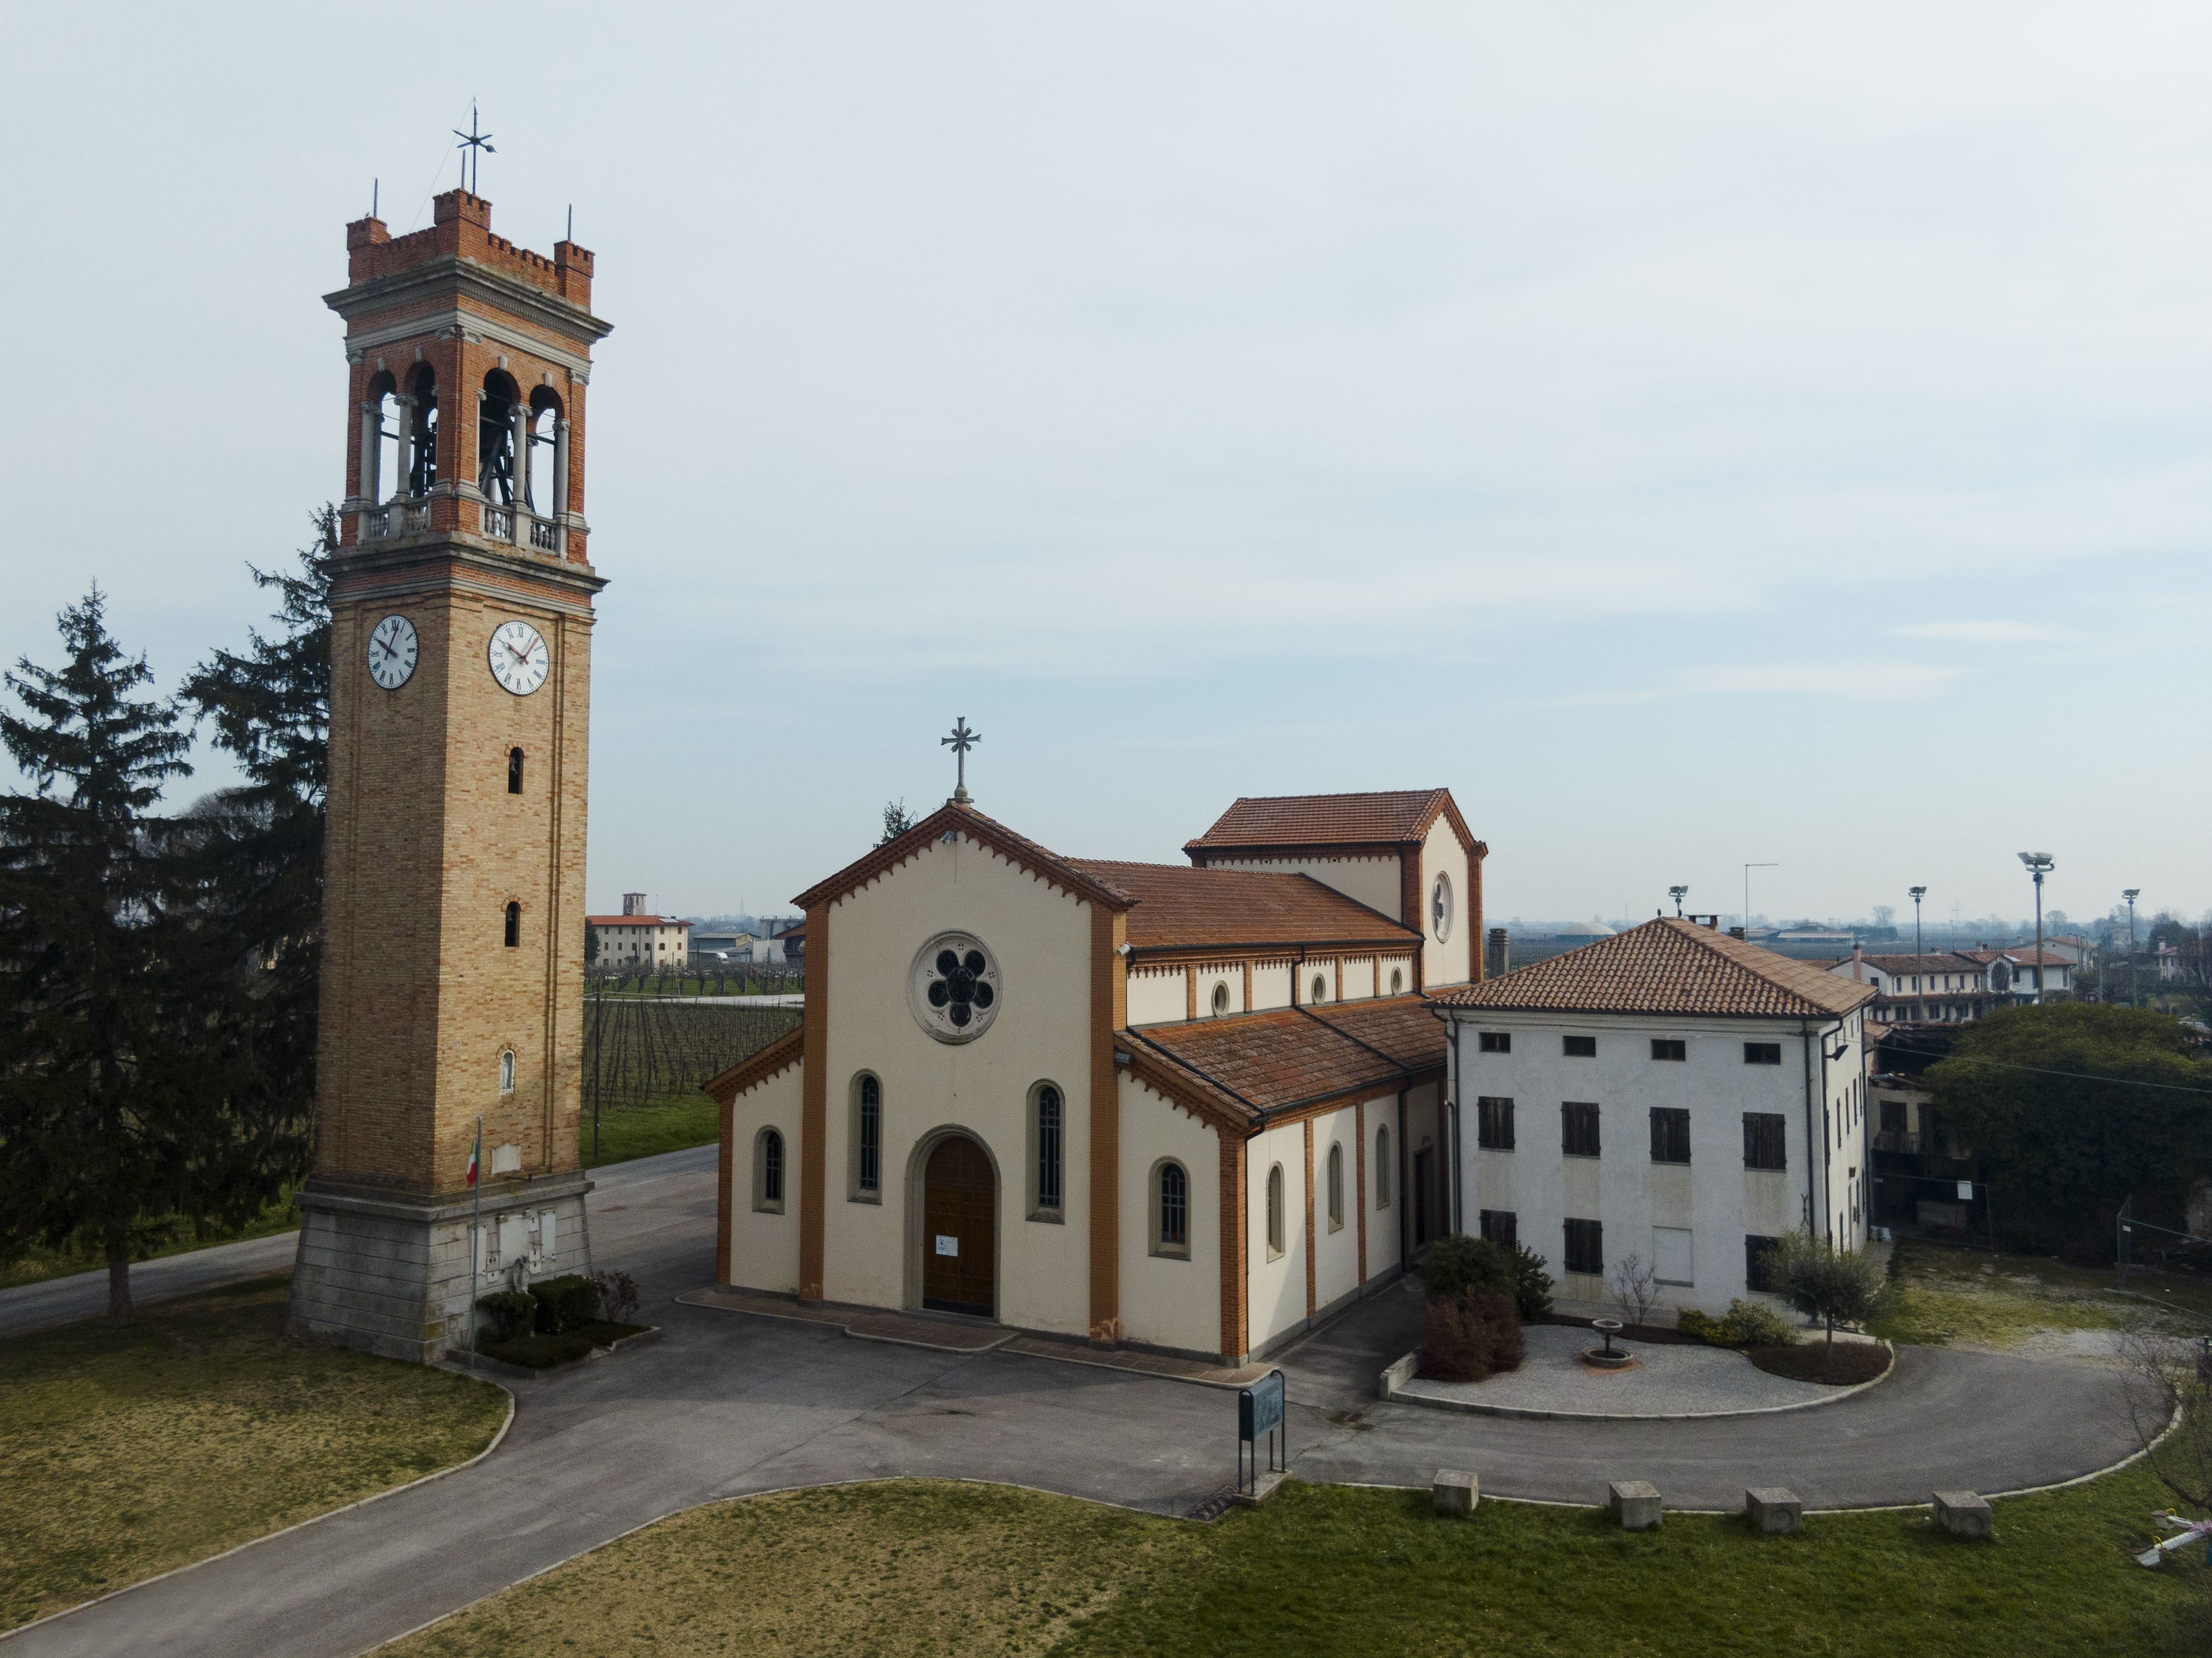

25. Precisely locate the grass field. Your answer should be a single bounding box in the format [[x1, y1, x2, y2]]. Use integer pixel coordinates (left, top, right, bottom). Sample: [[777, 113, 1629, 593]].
[[0, 1275, 510, 1633], [580, 1093, 721, 1168], [0, 1191, 303, 1291], [1871, 1239, 2212, 1350], [385, 1470, 2206, 1658]]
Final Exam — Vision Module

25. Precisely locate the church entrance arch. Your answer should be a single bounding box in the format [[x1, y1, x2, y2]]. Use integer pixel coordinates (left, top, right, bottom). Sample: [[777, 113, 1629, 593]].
[[909, 1130, 999, 1318]]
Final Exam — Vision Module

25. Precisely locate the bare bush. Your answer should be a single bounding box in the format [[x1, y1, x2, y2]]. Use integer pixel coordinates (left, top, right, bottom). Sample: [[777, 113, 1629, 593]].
[[1607, 1252, 1662, 1331], [2117, 1324, 2212, 1513], [592, 1268, 641, 1327]]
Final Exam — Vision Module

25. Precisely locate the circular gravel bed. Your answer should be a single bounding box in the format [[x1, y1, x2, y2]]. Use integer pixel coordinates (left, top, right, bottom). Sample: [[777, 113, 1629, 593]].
[[1390, 1323, 1890, 1420]]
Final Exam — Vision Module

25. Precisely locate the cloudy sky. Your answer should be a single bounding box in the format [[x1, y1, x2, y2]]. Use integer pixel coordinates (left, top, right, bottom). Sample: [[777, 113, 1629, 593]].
[[3, 4, 2206, 929]]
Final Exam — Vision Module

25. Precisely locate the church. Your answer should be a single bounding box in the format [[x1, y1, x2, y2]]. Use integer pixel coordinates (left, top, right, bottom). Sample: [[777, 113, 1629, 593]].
[[708, 786, 1486, 1367]]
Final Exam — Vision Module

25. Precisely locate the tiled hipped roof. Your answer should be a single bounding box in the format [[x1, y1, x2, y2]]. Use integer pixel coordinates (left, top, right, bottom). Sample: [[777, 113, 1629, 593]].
[[1433, 918, 1876, 1020], [586, 914, 688, 928], [1066, 860, 1418, 952], [1123, 997, 1445, 1121], [1836, 953, 1987, 977], [1185, 789, 1471, 854]]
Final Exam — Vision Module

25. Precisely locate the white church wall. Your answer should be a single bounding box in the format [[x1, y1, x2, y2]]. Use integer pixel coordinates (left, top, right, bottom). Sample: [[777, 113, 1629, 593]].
[[1197, 965, 1243, 1019], [1246, 1118, 1310, 1351], [1379, 955, 1415, 999], [1367, 1102, 1402, 1277], [1207, 854, 1404, 923], [818, 832, 1097, 1337], [1341, 957, 1376, 1002], [724, 1063, 804, 1294], [1420, 817, 1472, 989], [1117, 1078, 1222, 1359], [1125, 965, 1186, 1027], [1312, 1105, 1363, 1311], [1251, 959, 1293, 1012]]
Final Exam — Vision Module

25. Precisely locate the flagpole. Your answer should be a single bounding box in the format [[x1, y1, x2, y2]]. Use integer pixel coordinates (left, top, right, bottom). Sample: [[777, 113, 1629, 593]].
[[467, 1114, 482, 1371]]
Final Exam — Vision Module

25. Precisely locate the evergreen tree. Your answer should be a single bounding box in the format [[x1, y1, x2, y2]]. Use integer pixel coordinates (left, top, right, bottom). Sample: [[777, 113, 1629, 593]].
[[879, 798, 915, 845], [0, 586, 194, 1324]]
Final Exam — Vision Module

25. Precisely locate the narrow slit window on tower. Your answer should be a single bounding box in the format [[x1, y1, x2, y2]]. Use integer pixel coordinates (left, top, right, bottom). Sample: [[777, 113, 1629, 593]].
[[508, 747, 525, 794], [504, 902, 520, 948], [498, 1050, 515, 1093]]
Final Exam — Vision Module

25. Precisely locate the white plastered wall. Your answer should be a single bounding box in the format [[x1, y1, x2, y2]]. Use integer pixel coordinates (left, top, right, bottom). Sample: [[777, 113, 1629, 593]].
[[1125, 965, 1185, 1027], [1312, 1105, 1365, 1311], [1245, 1118, 1310, 1350], [1203, 853, 1404, 922], [819, 833, 1097, 1336], [1420, 817, 1472, 990], [1341, 957, 1376, 1001], [1117, 1077, 1222, 1358], [1251, 959, 1293, 1011], [724, 1062, 804, 1294]]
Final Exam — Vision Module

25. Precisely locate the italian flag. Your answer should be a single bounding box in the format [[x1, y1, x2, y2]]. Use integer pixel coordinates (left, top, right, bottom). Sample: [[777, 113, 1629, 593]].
[[465, 1124, 480, 1188]]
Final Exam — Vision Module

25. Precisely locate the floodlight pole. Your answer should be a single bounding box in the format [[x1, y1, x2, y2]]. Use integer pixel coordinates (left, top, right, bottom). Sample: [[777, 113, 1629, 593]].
[[2017, 853, 2054, 1004], [2123, 889, 2140, 1008], [1909, 886, 1927, 964]]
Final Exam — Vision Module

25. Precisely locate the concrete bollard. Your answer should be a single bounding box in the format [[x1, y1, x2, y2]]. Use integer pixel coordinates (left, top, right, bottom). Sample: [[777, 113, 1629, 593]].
[[1933, 1491, 1993, 1540], [1745, 1488, 1803, 1534], [1608, 1481, 1662, 1531], [1432, 1469, 1479, 1516]]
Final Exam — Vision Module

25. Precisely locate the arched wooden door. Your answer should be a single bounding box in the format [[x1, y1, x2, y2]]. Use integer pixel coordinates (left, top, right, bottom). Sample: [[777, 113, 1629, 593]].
[[921, 1134, 996, 1317]]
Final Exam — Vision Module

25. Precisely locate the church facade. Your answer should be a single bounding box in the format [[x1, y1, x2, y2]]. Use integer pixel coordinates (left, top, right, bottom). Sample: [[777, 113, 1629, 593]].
[[708, 789, 1485, 1366]]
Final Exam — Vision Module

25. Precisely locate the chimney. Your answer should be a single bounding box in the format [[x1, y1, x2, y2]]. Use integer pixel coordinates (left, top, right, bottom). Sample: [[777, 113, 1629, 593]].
[[1486, 927, 1509, 979], [1729, 927, 1746, 940], [1852, 939, 1863, 982]]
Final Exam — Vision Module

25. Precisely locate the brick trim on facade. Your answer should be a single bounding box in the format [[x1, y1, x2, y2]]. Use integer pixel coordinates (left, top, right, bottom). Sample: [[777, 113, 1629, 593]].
[[1218, 1128, 1247, 1361], [799, 900, 829, 1301], [1302, 1118, 1317, 1318], [1089, 902, 1126, 1343]]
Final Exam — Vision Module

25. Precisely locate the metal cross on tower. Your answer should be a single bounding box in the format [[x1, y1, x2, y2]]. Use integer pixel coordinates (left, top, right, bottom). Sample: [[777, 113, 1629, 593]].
[[453, 104, 496, 195], [941, 717, 980, 805]]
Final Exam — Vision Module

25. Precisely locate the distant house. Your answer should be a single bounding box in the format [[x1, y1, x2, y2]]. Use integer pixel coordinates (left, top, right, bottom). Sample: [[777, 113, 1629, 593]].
[[590, 893, 693, 968], [1822, 947, 1994, 1025], [1958, 946, 2073, 1004]]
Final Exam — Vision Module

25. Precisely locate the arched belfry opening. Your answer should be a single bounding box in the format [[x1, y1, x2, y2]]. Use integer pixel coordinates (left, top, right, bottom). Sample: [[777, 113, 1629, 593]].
[[479, 368, 523, 515], [405, 363, 438, 497]]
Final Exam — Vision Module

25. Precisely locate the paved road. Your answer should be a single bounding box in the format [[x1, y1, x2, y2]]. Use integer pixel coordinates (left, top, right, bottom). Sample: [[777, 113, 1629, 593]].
[[0, 1149, 720, 1340], [5, 1145, 2148, 1657]]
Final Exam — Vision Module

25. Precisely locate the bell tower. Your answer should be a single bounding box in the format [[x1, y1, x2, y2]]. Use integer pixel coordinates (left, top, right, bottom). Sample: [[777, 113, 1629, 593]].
[[288, 187, 612, 1362]]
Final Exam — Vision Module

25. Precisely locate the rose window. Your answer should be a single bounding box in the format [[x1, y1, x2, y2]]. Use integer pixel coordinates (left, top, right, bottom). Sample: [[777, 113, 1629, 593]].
[[908, 932, 1003, 1043]]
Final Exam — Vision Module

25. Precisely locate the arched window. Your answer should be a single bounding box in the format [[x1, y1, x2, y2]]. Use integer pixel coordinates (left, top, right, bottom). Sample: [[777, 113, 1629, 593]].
[[1375, 1125, 1392, 1209], [1390, 967, 1405, 995], [1154, 1160, 1189, 1257], [525, 390, 562, 513], [1310, 974, 1328, 1005], [1266, 1164, 1286, 1260], [755, 1127, 785, 1212], [852, 1074, 882, 1199], [479, 370, 522, 506], [498, 1050, 515, 1094], [406, 364, 439, 496], [1327, 1142, 1344, 1231], [508, 747, 524, 794], [1031, 1083, 1063, 1219], [1211, 981, 1230, 1017], [504, 902, 520, 948], [364, 369, 398, 505]]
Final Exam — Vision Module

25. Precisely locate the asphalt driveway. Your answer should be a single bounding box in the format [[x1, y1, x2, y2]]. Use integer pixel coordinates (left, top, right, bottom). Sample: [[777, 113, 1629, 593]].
[[2, 1145, 2149, 1658]]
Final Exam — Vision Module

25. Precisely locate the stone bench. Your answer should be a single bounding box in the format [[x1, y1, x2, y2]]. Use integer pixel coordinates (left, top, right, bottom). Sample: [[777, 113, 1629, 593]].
[[1608, 1480, 1662, 1531], [1432, 1468, 1478, 1516], [1745, 1487, 1802, 1534], [1933, 1491, 1993, 1540]]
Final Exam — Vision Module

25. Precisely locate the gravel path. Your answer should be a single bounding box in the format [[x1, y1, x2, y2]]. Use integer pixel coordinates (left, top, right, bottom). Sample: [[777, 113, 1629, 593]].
[[1394, 1324, 1848, 1418]]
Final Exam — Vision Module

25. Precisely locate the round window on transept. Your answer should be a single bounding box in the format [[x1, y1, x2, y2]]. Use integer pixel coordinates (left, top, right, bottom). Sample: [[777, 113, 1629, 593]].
[[908, 932, 1003, 1045], [1211, 981, 1230, 1017], [1431, 872, 1454, 943]]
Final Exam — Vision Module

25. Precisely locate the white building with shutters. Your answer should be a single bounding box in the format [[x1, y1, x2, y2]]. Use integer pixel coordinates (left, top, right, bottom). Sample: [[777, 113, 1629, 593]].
[[1432, 917, 1875, 1318]]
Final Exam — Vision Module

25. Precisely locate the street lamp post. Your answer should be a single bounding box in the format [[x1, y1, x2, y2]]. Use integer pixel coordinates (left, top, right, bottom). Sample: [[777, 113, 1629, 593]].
[[2018, 853, 2055, 1005], [1668, 884, 1688, 918], [1909, 885, 1927, 963], [2123, 888, 2140, 1008]]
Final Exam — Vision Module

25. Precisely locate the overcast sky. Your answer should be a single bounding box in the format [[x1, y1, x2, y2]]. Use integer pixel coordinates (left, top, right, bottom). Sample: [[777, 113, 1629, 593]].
[[3, 4, 2206, 930]]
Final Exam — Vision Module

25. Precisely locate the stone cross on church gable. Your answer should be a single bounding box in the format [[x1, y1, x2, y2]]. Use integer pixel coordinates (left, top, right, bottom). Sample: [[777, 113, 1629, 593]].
[[942, 716, 980, 805]]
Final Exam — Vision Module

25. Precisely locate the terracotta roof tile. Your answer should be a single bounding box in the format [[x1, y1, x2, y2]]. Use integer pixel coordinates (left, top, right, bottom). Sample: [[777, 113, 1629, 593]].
[[1066, 860, 1418, 953], [792, 801, 1137, 915], [1123, 996, 1444, 1118], [1432, 918, 1876, 1020], [586, 914, 689, 927], [1185, 789, 1471, 854], [1827, 953, 1987, 977]]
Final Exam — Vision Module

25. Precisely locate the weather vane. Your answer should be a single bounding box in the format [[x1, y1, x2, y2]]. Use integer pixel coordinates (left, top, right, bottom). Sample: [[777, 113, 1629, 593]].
[[941, 717, 980, 805], [453, 104, 495, 195]]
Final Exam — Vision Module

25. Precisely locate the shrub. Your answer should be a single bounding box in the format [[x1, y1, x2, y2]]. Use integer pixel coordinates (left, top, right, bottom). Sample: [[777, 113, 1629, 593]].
[[1721, 1298, 1799, 1348], [1417, 1289, 1523, 1383], [1766, 1232, 1886, 1345], [1421, 1236, 1515, 1306], [530, 1273, 601, 1335], [478, 1289, 535, 1343], [1676, 1307, 1723, 1345], [1510, 1245, 1554, 1323], [592, 1268, 641, 1326]]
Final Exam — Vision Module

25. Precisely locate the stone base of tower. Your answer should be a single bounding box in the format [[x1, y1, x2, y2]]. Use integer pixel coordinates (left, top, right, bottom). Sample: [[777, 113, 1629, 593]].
[[286, 1174, 596, 1364]]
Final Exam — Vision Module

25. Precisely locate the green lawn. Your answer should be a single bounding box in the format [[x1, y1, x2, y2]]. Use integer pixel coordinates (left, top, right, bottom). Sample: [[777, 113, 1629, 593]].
[[581, 1093, 721, 1168], [387, 1469, 2204, 1657], [0, 1190, 303, 1292], [0, 1275, 510, 1633], [1871, 1238, 2212, 1349]]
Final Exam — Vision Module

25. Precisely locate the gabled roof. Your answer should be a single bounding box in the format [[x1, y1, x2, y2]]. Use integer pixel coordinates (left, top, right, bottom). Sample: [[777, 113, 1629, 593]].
[[1184, 789, 1477, 858], [1432, 917, 1876, 1020], [702, 1024, 805, 1104], [1957, 947, 2072, 968], [1064, 860, 1419, 954], [1826, 953, 1987, 977], [792, 801, 1138, 915], [1120, 996, 1445, 1122]]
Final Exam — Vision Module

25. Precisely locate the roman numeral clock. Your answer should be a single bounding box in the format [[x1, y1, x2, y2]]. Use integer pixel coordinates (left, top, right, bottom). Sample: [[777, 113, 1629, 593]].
[[288, 182, 613, 1364]]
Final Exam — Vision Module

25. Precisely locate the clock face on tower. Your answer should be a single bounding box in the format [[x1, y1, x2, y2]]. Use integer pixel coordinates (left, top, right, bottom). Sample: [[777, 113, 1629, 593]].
[[367, 615, 418, 690], [488, 621, 550, 697]]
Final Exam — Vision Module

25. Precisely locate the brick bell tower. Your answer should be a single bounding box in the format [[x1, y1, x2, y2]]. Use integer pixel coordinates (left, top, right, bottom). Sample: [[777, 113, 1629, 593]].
[[288, 187, 612, 1362]]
